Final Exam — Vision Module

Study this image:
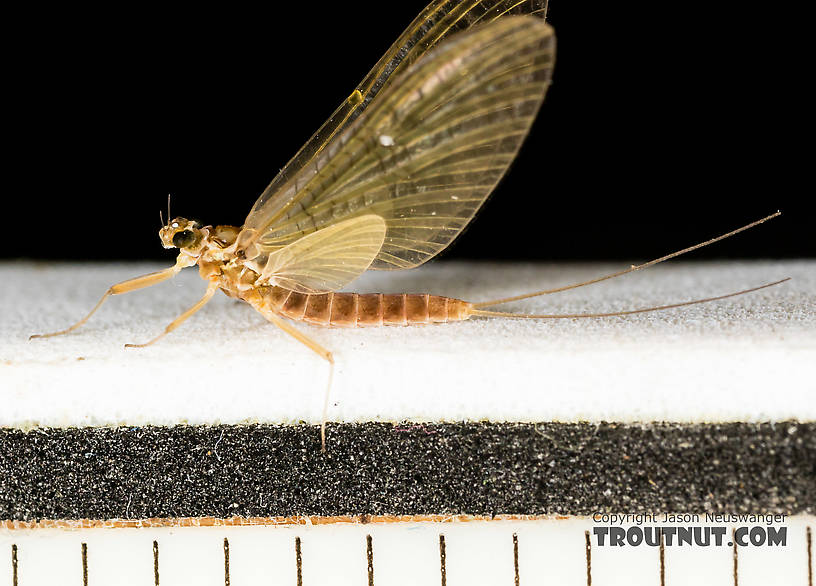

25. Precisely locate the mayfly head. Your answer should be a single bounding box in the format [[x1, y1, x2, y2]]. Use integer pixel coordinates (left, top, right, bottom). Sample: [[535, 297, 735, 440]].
[[160, 217, 206, 253]]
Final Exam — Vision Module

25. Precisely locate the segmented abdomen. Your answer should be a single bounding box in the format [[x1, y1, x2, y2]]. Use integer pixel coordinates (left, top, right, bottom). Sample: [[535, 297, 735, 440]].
[[260, 286, 472, 327]]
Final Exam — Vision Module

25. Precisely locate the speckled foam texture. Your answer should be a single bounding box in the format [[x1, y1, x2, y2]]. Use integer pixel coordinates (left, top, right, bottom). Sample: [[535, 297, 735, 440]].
[[1, 261, 814, 428], [1, 422, 813, 521]]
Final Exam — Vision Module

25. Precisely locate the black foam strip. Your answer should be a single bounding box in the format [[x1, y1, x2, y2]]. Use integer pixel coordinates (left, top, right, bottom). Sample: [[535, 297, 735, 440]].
[[1, 422, 813, 521]]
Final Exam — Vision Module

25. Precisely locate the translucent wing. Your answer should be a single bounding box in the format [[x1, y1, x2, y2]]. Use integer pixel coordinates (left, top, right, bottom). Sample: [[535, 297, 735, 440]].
[[245, 0, 549, 229], [250, 214, 386, 294], [237, 17, 555, 271]]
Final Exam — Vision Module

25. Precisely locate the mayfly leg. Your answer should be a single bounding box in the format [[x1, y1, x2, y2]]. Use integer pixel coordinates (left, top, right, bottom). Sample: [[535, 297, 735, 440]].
[[124, 280, 219, 349], [29, 262, 185, 340], [265, 312, 335, 452]]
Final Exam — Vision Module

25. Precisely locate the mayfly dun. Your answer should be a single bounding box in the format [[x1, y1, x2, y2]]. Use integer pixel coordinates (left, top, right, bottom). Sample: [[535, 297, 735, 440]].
[[31, 1, 785, 450]]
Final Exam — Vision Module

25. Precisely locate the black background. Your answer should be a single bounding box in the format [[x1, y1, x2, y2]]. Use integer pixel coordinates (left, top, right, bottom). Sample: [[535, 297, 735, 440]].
[[7, 1, 810, 261]]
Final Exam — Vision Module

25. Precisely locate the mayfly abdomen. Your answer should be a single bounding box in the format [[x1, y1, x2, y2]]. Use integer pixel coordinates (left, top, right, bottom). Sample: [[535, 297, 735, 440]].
[[261, 287, 472, 327], [354, 293, 460, 327]]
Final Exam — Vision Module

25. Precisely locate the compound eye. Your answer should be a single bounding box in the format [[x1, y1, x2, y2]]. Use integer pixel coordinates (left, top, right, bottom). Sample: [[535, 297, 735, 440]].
[[173, 230, 196, 248]]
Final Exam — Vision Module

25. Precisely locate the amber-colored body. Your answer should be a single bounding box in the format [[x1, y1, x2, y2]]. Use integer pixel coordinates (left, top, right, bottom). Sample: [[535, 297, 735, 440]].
[[27, 0, 781, 454], [263, 289, 472, 327], [29, 214, 783, 454], [30, 214, 781, 350], [201, 225, 473, 328]]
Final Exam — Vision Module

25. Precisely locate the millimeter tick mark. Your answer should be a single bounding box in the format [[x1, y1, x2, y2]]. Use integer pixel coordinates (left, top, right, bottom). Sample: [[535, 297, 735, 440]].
[[81, 542, 88, 586], [295, 537, 303, 586], [807, 526, 812, 586], [366, 534, 374, 586], [512, 533, 519, 586], [439, 534, 447, 586], [223, 537, 230, 586], [732, 528, 739, 586], [659, 530, 666, 586], [153, 540, 159, 585], [11, 544, 18, 586]]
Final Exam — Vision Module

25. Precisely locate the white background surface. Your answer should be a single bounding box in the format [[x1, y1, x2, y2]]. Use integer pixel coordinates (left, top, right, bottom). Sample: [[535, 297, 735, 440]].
[[1, 517, 812, 586], [1, 260, 814, 428]]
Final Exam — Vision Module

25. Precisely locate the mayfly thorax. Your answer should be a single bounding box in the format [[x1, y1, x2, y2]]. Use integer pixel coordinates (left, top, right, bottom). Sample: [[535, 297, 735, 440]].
[[31, 1, 785, 450]]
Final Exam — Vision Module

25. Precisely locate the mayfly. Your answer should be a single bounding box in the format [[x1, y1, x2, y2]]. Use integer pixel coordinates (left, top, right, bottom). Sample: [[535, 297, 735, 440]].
[[31, 1, 784, 449]]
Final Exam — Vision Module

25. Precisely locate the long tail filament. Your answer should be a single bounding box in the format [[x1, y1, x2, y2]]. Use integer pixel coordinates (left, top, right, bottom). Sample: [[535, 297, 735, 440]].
[[472, 211, 781, 309], [470, 278, 789, 319]]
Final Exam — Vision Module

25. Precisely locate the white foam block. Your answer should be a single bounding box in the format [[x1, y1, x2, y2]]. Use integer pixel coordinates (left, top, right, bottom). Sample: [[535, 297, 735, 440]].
[[1, 261, 813, 428]]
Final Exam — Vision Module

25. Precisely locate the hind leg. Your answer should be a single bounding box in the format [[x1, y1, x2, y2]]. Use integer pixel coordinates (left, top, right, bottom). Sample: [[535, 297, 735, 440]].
[[265, 313, 335, 452]]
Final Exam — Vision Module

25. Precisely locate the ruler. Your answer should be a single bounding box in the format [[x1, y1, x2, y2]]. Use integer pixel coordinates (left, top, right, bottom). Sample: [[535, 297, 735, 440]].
[[2, 517, 812, 585]]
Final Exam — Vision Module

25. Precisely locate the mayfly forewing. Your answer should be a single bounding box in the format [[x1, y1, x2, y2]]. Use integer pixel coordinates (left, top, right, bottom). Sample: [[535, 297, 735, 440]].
[[238, 0, 549, 255], [251, 215, 387, 294], [239, 17, 554, 276]]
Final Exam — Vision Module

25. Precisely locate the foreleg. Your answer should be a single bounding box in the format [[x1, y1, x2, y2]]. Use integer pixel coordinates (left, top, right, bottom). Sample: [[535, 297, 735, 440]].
[[30, 262, 186, 339]]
